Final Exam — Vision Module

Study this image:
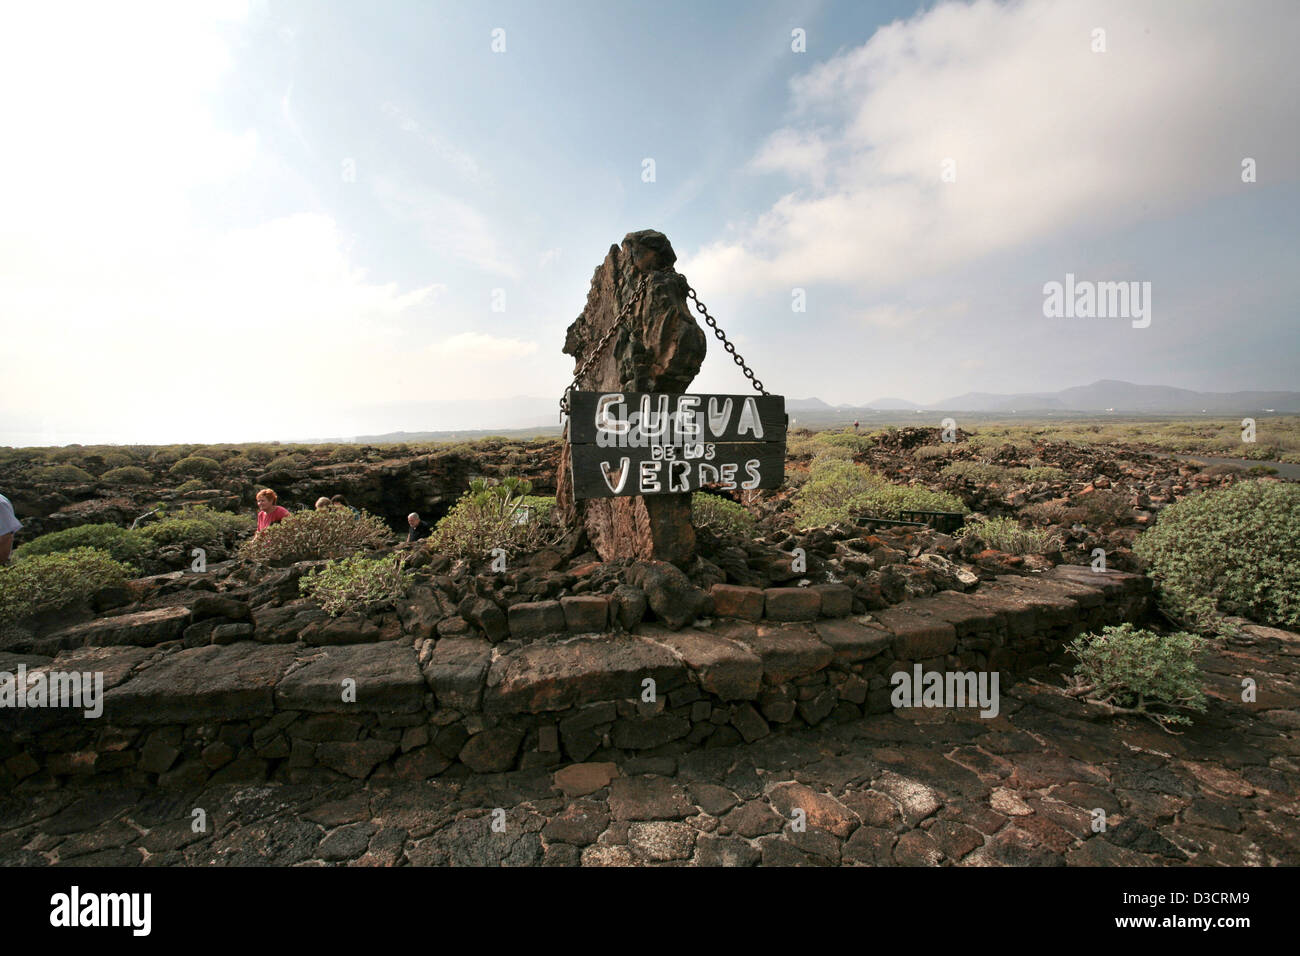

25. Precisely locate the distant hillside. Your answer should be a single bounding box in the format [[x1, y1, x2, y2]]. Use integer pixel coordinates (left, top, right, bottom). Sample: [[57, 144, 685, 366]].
[[935, 380, 1300, 413], [787, 397, 834, 411]]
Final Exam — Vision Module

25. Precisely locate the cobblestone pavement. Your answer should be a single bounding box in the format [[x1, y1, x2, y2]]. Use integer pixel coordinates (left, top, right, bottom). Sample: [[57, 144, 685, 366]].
[[3, 634, 1298, 867]]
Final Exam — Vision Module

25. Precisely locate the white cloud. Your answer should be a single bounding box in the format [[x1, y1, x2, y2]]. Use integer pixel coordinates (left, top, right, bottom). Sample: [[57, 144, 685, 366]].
[[683, 0, 1300, 295], [381, 102, 489, 186], [0, 3, 530, 443], [434, 332, 540, 360], [372, 175, 518, 278]]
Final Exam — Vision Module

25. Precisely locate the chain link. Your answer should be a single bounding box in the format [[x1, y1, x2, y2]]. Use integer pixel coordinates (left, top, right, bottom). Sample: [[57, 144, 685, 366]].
[[560, 276, 648, 415], [685, 285, 768, 396]]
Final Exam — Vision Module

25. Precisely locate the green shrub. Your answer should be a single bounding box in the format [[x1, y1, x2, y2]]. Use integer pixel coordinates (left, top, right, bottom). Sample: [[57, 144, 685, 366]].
[[813, 431, 873, 456], [223, 455, 255, 472], [0, 548, 136, 629], [136, 518, 223, 550], [239, 506, 392, 563], [942, 461, 1014, 484], [174, 479, 206, 493], [518, 495, 556, 523], [1067, 624, 1208, 727], [784, 432, 820, 460], [100, 451, 135, 470], [31, 464, 95, 483], [265, 455, 302, 472], [790, 459, 966, 528], [692, 494, 756, 536], [431, 477, 559, 559], [957, 516, 1060, 554], [16, 523, 146, 564], [169, 455, 220, 479], [1134, 480, 1300, 629], [134, 506, 250, 551], [1020, 466, 1067, 482], [1075, 489, 1132, 526], [299, 554, 415, 617], [101, 465, 152, 484], [174, 505, 250, 538], [149, 446, 189, 466]]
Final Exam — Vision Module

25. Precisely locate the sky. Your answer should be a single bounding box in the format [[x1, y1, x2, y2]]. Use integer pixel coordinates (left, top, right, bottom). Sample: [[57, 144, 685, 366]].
[[1, 0, 1297, 445]]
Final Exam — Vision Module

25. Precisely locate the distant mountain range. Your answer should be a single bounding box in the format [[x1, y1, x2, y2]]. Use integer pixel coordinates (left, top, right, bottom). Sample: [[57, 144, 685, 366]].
[[789, 380, 1300, 415]]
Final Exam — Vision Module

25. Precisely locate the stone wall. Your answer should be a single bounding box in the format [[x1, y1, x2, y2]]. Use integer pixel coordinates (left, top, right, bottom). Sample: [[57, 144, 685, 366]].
[[0, 566, 1151, 792]]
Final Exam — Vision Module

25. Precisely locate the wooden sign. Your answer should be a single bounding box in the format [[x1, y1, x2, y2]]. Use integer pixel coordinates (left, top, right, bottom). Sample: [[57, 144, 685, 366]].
[[568, 391, 786, 499]]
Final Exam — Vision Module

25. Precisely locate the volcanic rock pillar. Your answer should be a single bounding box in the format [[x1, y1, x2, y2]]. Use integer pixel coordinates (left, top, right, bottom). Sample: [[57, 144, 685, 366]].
[[557, 230, 707, 563]]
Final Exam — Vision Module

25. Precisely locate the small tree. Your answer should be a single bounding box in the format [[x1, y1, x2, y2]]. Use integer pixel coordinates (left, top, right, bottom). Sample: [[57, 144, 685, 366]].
[[1066, 623, 1208, 731]]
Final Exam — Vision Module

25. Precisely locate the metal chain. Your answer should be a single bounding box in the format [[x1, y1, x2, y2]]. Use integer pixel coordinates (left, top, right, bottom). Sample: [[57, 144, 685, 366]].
[[560, 275, 649, 415], [685, 285, 769, 396]]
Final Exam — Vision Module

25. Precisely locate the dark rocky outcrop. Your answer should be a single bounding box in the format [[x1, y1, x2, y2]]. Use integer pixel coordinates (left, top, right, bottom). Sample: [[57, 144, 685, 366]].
[[556, 230, 707, 564]]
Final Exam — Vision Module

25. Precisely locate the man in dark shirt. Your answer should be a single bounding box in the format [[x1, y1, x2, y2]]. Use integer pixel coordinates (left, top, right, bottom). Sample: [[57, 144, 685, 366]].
[[406, 512, 432, 542]]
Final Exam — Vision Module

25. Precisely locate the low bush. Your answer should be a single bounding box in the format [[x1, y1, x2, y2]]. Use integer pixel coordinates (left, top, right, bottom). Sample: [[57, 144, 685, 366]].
[[299, 554, 414, 617], [813, 430, 873, 456], [790, 459, 966, 528], [239, 506, 393, 563], [784, 432, 821, 460], [957, 516, 1060, 554], [692, 493, 756, 536], [1134, 480, 1300, 629], [149, 446, 190, 466], [0, 548, 136, 629], [265, 455, 303, 472], [31, 464, 95, 483], [174, 479, 206, 493], [101, 465, 152, 484], [128, 505, 250, 554], [1067, 623, 1208, 727], [942, 461, 1014, 484], [100, 451, 135, 470], [430, 477, 560, 559], [16, 523, 146, 564], [169, 455, 220, 479], [1074, 489, 1132, 526], [1020, 466, 1067, 482]]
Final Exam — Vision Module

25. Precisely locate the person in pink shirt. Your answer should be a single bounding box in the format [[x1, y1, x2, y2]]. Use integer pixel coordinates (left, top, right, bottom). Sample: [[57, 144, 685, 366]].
[[255, 488, 289, 534]]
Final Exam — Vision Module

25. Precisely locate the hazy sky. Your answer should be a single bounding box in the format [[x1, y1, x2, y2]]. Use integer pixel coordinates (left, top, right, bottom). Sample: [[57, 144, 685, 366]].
[[2, 0, 1297, 445]]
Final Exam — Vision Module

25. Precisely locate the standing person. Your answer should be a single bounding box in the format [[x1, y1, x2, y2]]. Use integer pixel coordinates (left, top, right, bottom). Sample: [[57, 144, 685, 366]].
[[256, 489, 289, 534], [0, 493, 22, 565], [853, 420, 860, 434], [406, 512, 431, 542]]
